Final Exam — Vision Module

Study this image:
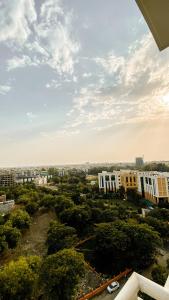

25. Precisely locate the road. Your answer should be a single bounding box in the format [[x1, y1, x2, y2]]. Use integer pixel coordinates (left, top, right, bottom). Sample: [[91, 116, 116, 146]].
[[92, 278, 127, 300]]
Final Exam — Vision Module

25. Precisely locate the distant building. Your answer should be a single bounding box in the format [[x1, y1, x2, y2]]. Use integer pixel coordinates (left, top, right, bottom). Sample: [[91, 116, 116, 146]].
[[98, 171, 121, 193], [34, 176, 48, 186], [138, 171, 169, 204], [98, 170, 169, 204], [120, 171, 138, 192], [98, 170, 137, 193], [135, 157, 144, 168], [0, 172, 15, 187]]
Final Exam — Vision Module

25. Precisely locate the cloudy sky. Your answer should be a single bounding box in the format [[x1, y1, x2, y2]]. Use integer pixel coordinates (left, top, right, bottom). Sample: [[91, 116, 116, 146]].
[[1, 0, 169, 167]]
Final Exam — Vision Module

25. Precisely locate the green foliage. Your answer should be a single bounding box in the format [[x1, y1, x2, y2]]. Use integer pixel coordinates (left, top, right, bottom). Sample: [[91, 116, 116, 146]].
[[143, 163, 169, 172], [10, 209, 31, 230], [0, 234, 8, 253], [60, 205, 91, 236], [40, 248, 85, 300], [39, 194, 56, 208], [126, 188, 142, 205], [0, 256, 41, 300], [25, 201, 38, 215], [46, 221, 77, 254], [151, 265, 168, 286], [3, 224, 21, 248], [90, 221, 161, 273], [167, 258, 169, 269], [54, 196, 74, 214], [142, 216, 169, 239], [149, 208, 169, 221]]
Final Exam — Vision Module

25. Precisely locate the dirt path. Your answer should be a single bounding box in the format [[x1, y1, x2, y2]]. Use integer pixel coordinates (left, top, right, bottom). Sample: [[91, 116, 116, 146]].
[[0, 210, 56, 265]]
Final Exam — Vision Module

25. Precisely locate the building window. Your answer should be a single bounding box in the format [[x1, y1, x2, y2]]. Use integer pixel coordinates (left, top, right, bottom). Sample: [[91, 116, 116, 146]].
[[126, 177, 128, 183], [111, 175, 115, 181], [105, 175, 109, 181]]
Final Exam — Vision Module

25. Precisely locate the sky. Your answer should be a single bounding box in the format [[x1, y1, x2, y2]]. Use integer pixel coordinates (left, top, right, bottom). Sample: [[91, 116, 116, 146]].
[[1, 0, 169, 167]]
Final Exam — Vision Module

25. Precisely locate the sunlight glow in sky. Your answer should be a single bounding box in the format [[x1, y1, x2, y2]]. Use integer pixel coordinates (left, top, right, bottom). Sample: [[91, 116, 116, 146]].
[[0, 0, 169, 167]]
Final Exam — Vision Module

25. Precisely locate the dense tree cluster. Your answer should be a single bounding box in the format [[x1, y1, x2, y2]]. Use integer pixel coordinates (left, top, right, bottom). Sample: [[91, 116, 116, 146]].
[[46, 221, 77, 254], [0, 169, 168, 299], [0, 256, 41, 300], [88, 221, 161, 273], [40, 248, 85, 300]]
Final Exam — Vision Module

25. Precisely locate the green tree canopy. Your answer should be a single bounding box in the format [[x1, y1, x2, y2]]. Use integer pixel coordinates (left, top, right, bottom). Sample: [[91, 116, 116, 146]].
[[149, 208, 169, 221], [90, 221, 161, 273], [141, 216, 169, 239], [0, 256, 41, 300], [46, 221, 78, 254], [10, 209, 31, 230], [2, 224, 21, 248], [59, 205, 91, 236], [151, 265, 168, 286], [40, 248, 85, 300], [54, 196, 74, 215]]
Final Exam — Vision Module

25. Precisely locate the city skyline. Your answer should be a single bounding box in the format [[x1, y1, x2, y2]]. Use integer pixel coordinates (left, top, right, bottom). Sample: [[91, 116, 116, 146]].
[[1, 0, 169, 167]]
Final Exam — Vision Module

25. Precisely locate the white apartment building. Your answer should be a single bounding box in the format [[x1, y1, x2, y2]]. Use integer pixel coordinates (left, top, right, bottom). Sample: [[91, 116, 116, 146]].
[[98, 170, 138, 193], [137, 172, 169, 204], [115, 271, 169, 300], [98, 171, 121, 193]]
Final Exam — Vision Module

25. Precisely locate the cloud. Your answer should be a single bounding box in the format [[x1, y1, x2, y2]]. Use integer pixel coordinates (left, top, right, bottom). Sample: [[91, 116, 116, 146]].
[[2, 0, 79, 75], [67, 34, 169, 131], [0, 85, 11, 95], [95, 54, 125, 75], [26, 112, 37, 122], [0, 0, 37, 45], [82, 72, 92, 78], [46, 80, 61, 89], [40, 128, 80, 140], [7, 55, 38, 71]]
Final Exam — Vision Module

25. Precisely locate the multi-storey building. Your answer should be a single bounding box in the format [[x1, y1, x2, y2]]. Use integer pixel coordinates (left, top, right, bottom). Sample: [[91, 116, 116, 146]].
[[99, 170, 169, 204], [135, 157, 144, 168], [98, 170, 137, 193], [98, 171, 121, 193], [137, 172, 169, 204], [0, 172, 15, 187], [120, 171, 138, 191]]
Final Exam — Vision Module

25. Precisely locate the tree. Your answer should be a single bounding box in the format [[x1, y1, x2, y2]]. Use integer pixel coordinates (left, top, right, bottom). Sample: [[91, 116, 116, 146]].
[[90, 221, 161, 273], [126, 188, 142, 205], [46, 221, 77, 254], [149, 208, 169, 221], [40, 194, 56, 208], [40, 248, 85, 300], [25, 201, 38, 215], [10, 209, 31, 230], [151, 265, 168, 286], [3, 224, 21, 248], [59, 206, 91, 236], [0, 256, 41, 300], [0, 234, 7, 254], [54, 196, 74, 215], [142, 216, 169, 239]]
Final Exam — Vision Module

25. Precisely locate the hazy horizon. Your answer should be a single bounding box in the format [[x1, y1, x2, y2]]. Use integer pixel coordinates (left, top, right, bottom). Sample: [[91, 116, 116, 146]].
[[1, 0, 169, 167]]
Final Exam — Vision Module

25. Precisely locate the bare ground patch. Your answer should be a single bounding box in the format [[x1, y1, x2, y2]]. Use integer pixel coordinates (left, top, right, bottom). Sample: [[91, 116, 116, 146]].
[[0, 209, 56, 265]]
